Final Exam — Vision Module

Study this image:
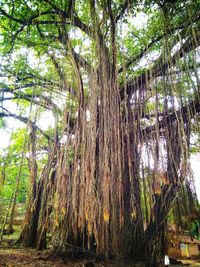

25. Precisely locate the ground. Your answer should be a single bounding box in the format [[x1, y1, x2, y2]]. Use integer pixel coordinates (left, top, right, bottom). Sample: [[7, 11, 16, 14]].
[[0, 229, 199, 267], [0, 247, 142, 267], [0, 247, 99, 267], [0, 248, 200, 267]]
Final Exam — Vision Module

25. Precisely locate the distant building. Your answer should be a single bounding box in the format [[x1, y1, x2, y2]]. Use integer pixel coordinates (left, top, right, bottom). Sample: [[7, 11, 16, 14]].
[[167, 225, 200, 258]]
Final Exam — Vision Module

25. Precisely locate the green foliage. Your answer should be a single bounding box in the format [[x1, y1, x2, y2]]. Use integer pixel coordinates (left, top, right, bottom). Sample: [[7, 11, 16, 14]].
[[191, 220, 200, 240], [0, 128, 29, 205], [0, 118, 6, 128]]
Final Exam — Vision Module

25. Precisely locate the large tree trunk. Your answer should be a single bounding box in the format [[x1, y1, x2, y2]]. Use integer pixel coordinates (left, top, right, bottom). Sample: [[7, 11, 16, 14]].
[[144, 194, 168, 267], [18, 176, 43, 247], [18, 126, 38, 246], [18, 137, 58, 248]]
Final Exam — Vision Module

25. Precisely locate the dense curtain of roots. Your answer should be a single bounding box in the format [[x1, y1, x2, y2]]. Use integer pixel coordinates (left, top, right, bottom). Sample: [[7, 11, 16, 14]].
[[50, 8, 200, 263]]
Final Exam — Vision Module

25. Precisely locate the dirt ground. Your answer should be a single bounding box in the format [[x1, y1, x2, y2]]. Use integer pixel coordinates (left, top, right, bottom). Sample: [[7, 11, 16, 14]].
[[0, 248, 100, 267], [0, 248, 200, 267], [0, 229, 143, 267], [0, 248, 144, 267]]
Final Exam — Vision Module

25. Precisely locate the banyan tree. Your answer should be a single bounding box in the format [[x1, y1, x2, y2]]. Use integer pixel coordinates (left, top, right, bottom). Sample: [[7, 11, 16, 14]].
[[0, 0, 200, 266]]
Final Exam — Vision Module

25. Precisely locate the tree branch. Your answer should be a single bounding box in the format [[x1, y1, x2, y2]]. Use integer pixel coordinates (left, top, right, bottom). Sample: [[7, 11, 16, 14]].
[[0, 107, 51, 140], [115, 0, 131, 23], [118, 14, 200, 74], [0, 93, 61, 113], [0, 82, 58, 93], [41, 0, 91, 35], [141, 96, 200, 141], [120, 31, 200, 100]]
